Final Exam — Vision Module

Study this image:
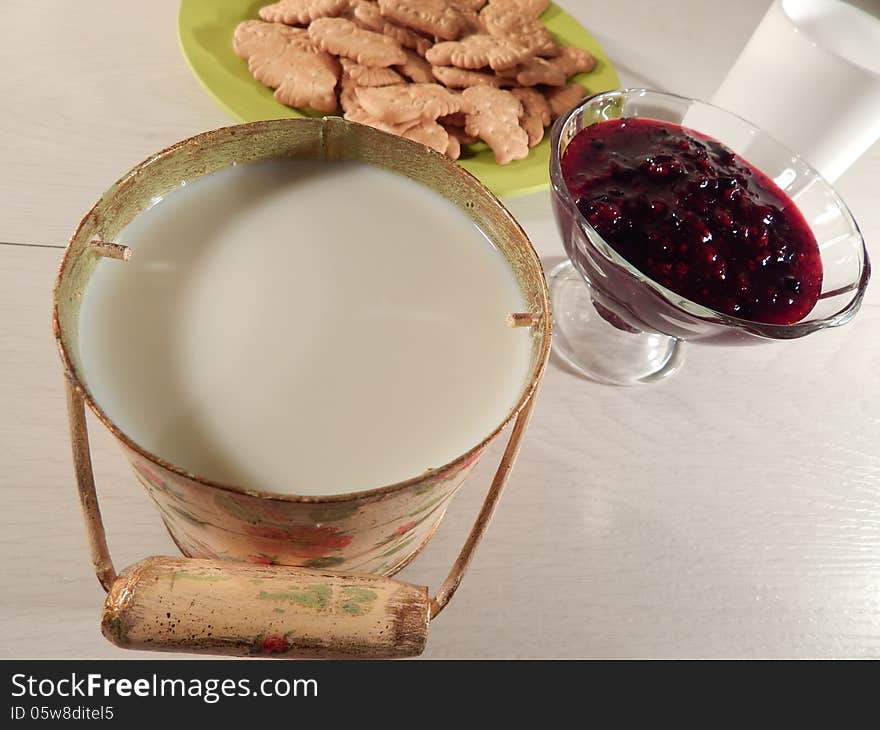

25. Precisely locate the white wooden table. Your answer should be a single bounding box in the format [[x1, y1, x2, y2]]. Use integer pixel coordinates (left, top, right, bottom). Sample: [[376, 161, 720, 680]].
[[2, 0, 878, 659]]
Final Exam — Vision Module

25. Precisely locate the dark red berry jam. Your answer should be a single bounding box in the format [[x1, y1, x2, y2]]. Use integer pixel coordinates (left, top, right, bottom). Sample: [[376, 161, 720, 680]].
[[561, 117, 823, 324]]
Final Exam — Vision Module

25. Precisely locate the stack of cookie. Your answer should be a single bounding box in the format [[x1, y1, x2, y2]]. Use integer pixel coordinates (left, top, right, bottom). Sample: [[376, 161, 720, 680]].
[[233, 0, 597, 164]]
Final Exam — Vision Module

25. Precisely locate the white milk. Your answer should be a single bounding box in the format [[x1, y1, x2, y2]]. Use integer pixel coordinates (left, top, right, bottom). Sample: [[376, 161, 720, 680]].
[[78, 160, 532, 495], [712, 0, 880, 182]]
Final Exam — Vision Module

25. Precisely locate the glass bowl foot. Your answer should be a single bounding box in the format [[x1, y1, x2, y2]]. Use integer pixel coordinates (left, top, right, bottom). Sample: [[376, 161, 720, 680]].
[[549, 261, 684, 385]]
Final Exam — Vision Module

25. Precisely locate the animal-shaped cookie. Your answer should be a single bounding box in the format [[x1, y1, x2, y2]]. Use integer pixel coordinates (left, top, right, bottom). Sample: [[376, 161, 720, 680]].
[[234, 19, 310, 58], [355, 82, 463, 123], [515, 56, 567, 86], [461, 86, 529, 164], [234, 20, 341, 112], [345, 107, 453, 156], [441, 113, 480, 145], [426, 34, 530, 71], [551, 46, 596, 77], [547, 82, 587, 118], [496, 0, 548, 18], [480, 0, 558, 56], [510, 87, 550, 146], [341, 57, 404, 86], [377, 0, 466, 41], [396, 49, 435, 83], [353, 2, 433, 56], [309, 17, 406, 67], [259, 0, 350, 26], [431, 65, 502, 88]]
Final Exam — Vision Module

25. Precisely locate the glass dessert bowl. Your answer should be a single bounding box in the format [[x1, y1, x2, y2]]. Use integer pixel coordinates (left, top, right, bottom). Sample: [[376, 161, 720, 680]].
[[549, 88, 870, 385]]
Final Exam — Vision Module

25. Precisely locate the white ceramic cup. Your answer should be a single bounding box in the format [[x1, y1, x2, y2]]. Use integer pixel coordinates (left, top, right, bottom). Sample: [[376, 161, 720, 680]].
[[712, 0, 880, 182]]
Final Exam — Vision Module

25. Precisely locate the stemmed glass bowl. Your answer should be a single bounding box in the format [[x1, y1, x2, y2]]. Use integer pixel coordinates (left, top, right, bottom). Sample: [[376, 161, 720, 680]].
[[548, 89, 871, 385]]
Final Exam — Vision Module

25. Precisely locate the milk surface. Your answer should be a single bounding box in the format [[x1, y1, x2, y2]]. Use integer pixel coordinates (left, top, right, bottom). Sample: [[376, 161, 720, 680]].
[[79, 160, 532, 495]]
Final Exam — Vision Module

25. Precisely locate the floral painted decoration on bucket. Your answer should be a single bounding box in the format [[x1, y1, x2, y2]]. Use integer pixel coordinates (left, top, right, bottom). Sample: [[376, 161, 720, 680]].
[[130, 448, 481, 575]]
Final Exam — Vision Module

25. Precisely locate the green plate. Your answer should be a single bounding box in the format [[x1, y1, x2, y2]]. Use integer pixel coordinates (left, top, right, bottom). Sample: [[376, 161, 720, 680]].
[[177, 0, 619, 197]]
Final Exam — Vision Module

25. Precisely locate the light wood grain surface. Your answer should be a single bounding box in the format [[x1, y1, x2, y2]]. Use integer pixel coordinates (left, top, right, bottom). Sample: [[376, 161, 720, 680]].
[[2, 0, 879, 658]]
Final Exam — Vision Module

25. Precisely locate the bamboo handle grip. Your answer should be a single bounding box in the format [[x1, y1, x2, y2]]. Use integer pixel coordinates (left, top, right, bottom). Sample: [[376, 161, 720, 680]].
[[103, 557, 430, 658]]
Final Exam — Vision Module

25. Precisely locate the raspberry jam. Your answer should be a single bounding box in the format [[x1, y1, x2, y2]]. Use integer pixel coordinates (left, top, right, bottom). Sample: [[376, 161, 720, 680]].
[[561, 118, 823, 325]]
